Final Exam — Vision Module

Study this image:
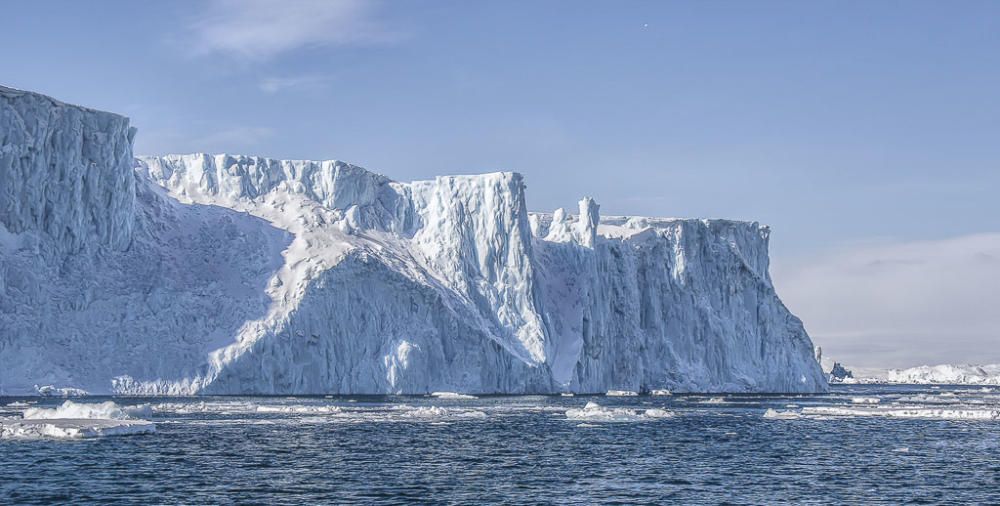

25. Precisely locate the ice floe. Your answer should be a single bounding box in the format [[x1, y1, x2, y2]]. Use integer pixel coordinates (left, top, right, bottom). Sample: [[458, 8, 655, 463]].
[[606, 390, 639, 397], [565, 402, 673, 422], [763, 409, 801, 420], [430, 392, 478, 400], [851, 397, 880, 404], [0, 419, 155, 439], [22, 400, 150, 420], [1, 400, 155, 440], [801, 406, 1000, 420]]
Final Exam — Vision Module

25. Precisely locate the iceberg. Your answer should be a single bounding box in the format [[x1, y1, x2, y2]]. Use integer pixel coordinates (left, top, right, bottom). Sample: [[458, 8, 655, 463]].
[[0, 85, 827, 395], [885, 364, 1000, 385]]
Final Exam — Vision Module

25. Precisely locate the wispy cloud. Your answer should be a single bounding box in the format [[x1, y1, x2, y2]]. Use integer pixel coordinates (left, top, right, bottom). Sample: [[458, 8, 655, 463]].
[[189, 0, 396, 61], [772, 233, 1000, 368], [258, 75, 331, 94]]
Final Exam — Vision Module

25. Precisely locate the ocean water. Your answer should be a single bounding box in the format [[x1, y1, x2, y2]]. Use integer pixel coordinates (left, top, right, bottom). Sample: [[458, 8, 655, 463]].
[[2, 385, 999, 504]]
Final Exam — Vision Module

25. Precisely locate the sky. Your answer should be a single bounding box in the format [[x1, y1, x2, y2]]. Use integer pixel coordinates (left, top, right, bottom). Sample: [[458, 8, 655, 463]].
[[3, 0, 998, 368]]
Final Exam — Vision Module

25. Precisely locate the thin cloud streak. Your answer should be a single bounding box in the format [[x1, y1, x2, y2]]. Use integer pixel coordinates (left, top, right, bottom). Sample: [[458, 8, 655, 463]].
[[189, 0, 397, 61]]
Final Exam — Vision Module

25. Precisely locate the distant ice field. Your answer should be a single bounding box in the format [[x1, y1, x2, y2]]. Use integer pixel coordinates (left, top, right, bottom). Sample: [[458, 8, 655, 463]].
[[1, 384, 998, 504]]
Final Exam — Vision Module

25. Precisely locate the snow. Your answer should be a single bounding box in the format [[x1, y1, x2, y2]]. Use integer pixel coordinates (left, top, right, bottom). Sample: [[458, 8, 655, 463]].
[[0, 85, 827, 396]]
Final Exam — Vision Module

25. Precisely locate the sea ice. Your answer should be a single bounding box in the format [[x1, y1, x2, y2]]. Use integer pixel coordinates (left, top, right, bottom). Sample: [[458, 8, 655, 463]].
[[430, 392, 479, 400], [763, 408, 801, 420], [564, 402, 672, 422], [606, 390, 639, 397]]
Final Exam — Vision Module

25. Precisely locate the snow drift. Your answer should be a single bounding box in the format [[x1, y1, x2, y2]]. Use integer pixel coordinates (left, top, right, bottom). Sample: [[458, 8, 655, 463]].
[[0, 86, 826, 395]]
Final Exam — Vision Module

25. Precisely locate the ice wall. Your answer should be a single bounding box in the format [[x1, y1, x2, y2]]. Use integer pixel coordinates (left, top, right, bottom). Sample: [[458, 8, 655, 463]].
[[0, 86, 827, 395]]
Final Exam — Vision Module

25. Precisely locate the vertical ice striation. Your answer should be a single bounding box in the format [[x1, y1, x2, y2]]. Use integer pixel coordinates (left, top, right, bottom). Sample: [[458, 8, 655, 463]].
[[0, 86, 135, 255], [0, 86, 827, 395]]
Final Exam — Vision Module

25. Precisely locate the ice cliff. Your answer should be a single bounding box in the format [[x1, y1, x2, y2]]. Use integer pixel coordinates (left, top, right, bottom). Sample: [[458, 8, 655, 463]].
[[0, 86, 827, 395]]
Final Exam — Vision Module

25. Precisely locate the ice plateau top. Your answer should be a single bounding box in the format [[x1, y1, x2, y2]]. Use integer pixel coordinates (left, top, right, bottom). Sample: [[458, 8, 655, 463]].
[[0, 86, 826, 395]]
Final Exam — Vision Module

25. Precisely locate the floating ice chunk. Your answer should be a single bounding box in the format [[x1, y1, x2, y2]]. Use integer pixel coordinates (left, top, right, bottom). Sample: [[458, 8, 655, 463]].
[[763, 408, 801, 420], [643, 408, 674, 418], [22, 400, 150, 420], [400, 406, 487, 420], [851, 397, 880, 404], [802, 406, 1000, 420], [4, 401, 33, 408], [34, 385, 88, 397], [895, 394, 962, 405], [565, 402, 671, 422], [650, 389, 672, 396], [606, 390, 638, 397], [3, 400, 154, 439], [0, 419, 155, 439], [699, 397, 726, 404], [560, 393, 574, 397], [430, 392, 478, 400], [254, 405, 343, 414]]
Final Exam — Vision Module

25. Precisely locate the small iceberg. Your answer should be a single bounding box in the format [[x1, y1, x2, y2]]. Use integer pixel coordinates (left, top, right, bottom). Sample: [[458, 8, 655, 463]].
[[1, 400, 155, 440], [763, 408, 801, 420], [430, 392, 478, 400], [650, 389, 672, 396], [850, 397, 880, 404], [401, 406, 487, 420], [0, 419, 155, 439], [606, 390, 639, 397], [565, 402, 672, 422]]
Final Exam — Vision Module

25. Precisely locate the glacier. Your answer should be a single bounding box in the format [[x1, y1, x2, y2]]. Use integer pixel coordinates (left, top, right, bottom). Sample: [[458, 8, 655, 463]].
[[0, 85, 827, 395]]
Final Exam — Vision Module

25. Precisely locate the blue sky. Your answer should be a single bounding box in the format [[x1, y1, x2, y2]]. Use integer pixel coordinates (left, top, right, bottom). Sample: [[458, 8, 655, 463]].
[[3, 0, 999, 368]]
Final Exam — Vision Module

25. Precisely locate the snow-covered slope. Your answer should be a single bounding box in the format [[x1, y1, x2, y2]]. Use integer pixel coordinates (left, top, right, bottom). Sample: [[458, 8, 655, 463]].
[[0, 86, 827, 395]]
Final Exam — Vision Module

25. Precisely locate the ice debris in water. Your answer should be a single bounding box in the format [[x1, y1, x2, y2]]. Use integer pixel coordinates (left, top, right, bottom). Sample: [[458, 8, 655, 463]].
[[851, 397, 880, 404], [430, 392, 478, 400], [22, 400, 151, 420], [699, 397, 727, 404], [565, 402, 673, 422], [606, 390, 639, 397], [650, 389, 672, 396], [0, 419, 155, 439], [400, 406, 487, 420], [34, 385, 88, 397], [763, 408, 801, 420], [1, 400, 154, 440], [802, 406, 1000, 420]]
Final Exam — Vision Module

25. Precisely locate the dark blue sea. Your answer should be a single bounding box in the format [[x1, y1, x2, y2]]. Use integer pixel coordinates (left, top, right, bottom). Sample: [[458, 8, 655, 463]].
[[2, 385, 998, 504]]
